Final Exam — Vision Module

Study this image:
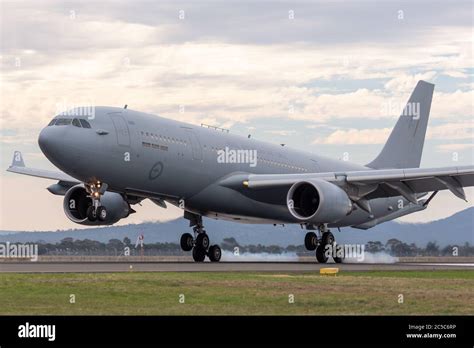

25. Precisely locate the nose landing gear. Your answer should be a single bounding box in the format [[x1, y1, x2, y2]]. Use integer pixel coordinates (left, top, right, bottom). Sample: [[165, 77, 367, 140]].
[[181, 213, 222, 262], [86, 181, 108, 222]]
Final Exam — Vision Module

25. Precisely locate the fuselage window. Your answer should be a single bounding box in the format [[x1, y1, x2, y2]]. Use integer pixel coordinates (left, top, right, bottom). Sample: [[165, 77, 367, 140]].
[[79, 119, 91, 128]]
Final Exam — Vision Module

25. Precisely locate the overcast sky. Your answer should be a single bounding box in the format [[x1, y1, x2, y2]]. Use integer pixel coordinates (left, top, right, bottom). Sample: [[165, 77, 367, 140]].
[[1, 0, 473, 231]]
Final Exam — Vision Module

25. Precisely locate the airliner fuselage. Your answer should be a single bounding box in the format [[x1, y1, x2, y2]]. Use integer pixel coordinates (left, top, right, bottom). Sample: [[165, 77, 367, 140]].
[[38, 106, 408, 227]]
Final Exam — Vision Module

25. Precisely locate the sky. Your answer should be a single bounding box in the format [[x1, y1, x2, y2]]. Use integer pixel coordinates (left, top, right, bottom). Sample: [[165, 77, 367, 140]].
[[0, 0, 473, 231]]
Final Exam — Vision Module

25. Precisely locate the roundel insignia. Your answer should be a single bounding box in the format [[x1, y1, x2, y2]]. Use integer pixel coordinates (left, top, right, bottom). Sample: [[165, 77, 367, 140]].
[[149, 162, 164, 180]]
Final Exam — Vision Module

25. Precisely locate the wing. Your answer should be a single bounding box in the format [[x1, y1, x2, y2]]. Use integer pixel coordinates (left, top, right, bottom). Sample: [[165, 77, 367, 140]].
[[6, 151, 79, 184], [220, 165, 474, 204]]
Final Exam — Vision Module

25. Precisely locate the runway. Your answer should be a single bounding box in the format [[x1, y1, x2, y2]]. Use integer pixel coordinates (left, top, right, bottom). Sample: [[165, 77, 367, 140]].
[[0, 261, 473, 273]]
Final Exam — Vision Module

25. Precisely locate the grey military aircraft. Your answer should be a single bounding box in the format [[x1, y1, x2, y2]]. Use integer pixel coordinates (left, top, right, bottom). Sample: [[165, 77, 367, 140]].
[[7, 80, 474, 262]]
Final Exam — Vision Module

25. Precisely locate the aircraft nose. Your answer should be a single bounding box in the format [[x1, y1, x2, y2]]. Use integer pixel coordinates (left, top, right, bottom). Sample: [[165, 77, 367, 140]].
[[38, 126, 66, 161]]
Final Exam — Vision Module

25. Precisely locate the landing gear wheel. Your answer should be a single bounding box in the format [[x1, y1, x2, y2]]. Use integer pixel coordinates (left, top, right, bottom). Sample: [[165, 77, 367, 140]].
[[316, 244, 328, 263], [180, 233, 194, 251], [195, 233, 210, 250], [87, 206, 97, 221], [97, 206, 107, 221], [322, 231, 335, 246], [192, 247, 206, 262], [332, 243, 344, 263], [208, 245, 222, 262], [304, 232, 318, 251]]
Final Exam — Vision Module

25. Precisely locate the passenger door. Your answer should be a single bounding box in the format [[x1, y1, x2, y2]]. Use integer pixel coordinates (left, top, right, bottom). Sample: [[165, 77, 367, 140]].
[[186, 129, 202, 161], [109, 113, 130, 147]]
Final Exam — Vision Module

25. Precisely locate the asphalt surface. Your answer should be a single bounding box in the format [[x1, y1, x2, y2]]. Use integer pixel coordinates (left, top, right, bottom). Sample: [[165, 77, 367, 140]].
[[0, 261, 473, 273]]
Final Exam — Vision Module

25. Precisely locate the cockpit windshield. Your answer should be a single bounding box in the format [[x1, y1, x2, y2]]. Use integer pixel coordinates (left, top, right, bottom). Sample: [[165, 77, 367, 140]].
[[79, 119, 91, 128], [54, 118, 72, 126], [48, 118, 92, 128]]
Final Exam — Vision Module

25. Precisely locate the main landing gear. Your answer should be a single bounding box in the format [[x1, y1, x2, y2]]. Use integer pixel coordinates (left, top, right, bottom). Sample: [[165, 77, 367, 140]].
[[180, 214, 221, 262], [86, 181, 108, 222], [304, 225, 344, 264]]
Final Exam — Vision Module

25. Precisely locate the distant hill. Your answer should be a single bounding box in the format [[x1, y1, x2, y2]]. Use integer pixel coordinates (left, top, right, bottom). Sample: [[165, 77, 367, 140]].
[[1, 207, 473, 247]]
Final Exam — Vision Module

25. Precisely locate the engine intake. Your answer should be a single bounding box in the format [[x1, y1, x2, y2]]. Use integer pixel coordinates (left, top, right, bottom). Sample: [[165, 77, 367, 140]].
[[287, 179, 352, 224], [63, 185, 130, 225]]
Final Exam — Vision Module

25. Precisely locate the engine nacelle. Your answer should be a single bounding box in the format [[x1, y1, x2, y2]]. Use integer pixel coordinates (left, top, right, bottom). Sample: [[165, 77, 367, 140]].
[[286, 179, 352, 224], [63, 185, 130, 225]]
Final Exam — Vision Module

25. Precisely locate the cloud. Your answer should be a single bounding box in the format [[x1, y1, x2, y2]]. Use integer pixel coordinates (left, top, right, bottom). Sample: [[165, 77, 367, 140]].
[[1, 0, 473, 231], [430, 90, 474, 120], [312, 122, 474, 145], [428, 121, 474, 140], [384, 72, 437, 94], [264, 130, 297, 136], [2, 26, 472, 129], [436, 143, 474, 153], [313, 128, 391, 145]]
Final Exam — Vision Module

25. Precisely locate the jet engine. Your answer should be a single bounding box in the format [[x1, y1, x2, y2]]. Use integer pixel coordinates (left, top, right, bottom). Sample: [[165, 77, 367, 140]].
[[286, 179, 352, 224], [63, 185, 131, 225]]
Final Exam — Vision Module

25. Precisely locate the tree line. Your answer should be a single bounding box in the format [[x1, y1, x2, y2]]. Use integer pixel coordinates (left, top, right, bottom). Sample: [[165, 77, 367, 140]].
[[18, 237, 474, 257]]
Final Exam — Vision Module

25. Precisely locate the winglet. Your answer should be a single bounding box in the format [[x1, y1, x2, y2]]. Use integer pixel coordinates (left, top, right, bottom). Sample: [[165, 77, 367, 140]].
[[11, 151, 25, 168]]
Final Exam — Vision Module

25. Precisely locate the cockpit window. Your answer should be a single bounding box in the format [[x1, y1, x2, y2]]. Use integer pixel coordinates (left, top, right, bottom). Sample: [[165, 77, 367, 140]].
[[72, 118, 81, 127], [47, 117, 92, 128], [79, 119, 91, 128], [55, 118, 72, 126]]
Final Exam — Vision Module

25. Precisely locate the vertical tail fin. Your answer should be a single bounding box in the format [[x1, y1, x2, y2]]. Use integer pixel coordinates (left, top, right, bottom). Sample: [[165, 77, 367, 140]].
[[367, 80, 434, 169]]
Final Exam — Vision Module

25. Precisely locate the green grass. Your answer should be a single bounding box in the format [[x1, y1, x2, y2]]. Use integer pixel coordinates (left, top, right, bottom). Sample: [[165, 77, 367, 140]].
[[0, 271, 472, 315]]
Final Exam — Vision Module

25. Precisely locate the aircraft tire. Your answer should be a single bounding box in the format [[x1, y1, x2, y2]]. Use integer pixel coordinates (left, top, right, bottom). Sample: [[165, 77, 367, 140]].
[[195, 233, 210, 250], [322, 231, 334, 246], [208, 245, 222, 262], [333, 243, 344, 263], [97, 206, 107, 221], [192, 247, 206, 262], [87, 206, 97, 221], [316, 244, 328, 263], [304, 232, 318, 251], [180, 233, 194, 251]]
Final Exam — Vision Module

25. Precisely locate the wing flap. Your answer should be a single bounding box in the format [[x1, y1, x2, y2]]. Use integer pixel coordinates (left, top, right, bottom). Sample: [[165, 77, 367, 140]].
[[237, 165, 474, 201]]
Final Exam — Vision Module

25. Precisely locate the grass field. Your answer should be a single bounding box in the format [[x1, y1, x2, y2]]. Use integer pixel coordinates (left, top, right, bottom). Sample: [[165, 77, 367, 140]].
[[0, 271, 473, 315]]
